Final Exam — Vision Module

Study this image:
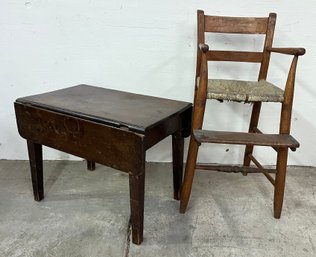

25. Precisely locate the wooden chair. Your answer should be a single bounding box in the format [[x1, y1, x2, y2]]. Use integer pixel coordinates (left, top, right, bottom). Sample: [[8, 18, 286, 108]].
[[180, 10, 305, 218]]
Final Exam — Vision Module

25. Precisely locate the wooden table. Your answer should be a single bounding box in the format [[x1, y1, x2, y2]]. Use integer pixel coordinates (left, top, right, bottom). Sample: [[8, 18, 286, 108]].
[[14, 85, 192, 244]]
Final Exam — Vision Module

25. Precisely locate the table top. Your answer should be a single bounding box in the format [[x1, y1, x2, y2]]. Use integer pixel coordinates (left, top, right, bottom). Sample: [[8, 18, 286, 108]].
[[16, 85, 191, 133]]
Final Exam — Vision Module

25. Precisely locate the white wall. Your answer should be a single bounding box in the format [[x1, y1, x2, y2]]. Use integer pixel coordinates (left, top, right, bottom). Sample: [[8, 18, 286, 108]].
[[1, 1, 315, 165]]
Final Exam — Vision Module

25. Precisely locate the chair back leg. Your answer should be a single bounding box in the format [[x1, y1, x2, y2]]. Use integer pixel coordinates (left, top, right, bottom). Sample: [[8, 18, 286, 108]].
[[180, 137, 200, 213], [243, 102, 262, 175]]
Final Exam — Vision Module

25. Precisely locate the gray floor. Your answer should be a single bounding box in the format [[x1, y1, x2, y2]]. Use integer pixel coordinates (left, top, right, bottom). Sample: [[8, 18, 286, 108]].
[[0, 160, 315, 257]]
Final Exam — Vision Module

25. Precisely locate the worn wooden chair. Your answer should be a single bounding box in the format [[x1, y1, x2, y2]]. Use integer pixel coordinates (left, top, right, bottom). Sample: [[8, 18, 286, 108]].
[[180, 10, 305, 218]]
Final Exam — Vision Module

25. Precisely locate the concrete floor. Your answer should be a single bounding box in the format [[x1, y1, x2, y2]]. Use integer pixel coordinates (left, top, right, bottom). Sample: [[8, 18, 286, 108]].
[[0, 160, 315, 257]]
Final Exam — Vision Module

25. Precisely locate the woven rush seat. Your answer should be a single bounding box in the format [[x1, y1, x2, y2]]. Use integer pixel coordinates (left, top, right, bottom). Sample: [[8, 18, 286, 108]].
[[207, 79, 284, 102]]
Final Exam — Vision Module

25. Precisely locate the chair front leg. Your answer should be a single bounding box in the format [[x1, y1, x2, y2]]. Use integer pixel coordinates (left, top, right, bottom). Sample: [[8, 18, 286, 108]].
[[274, 147, 289, 219]]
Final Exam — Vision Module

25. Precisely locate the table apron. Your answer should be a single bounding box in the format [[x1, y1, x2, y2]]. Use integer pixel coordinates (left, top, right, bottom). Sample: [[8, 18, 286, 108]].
[[15, 103, 144, 174], [144, 108, 191, 150]]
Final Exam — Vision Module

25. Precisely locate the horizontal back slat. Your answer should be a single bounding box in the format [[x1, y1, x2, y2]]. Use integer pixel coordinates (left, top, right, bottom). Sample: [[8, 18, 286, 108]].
[[206, 50, 263, 63], [205, 15, 268, 34]]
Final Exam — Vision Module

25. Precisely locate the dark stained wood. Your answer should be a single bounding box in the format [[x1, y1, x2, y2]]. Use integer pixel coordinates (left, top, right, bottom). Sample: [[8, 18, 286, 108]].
[[27, 140, 44, 201], [181, 107, 192, 138], [194, 130, 300, 148], [87, 160, 96, 171], [129, 148, 145, 245], [15, 103, 144, 174], [15, 86, 192, 245], [16, 85, 191, 134], [172, 131, 184, 200], [204, 15, 269, 34], [143, 107, 192, 150], [206, 50, 263, 63], [129, 172, 145, 245]]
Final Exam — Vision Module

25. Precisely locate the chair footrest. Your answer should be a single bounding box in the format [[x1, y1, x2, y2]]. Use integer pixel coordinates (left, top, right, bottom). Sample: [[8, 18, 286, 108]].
[[193, 130, 300, 148]]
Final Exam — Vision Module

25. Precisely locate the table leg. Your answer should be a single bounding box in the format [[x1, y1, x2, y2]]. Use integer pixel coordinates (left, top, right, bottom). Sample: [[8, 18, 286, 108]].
[[86, 160, 96, 171], [172, 131, 184, 200], [129, 152, 145, 245], [27, 140, 44, 201]]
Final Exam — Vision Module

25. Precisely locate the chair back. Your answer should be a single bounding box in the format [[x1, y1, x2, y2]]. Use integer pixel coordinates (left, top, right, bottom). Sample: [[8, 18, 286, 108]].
[[196, 10, 277, 80]]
